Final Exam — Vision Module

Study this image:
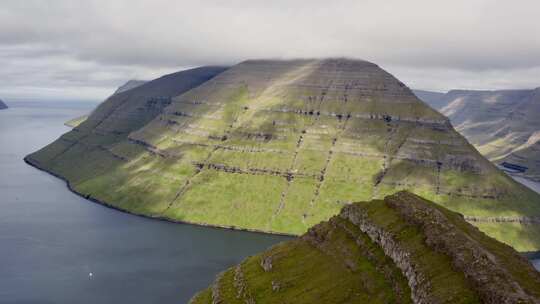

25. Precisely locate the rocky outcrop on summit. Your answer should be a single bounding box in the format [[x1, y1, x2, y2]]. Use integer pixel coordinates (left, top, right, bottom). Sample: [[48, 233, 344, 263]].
[[415, 88, 540, 182], [26, 59, 540, 251], [190, 192, 540, 304], [0, 99, 8, 110]]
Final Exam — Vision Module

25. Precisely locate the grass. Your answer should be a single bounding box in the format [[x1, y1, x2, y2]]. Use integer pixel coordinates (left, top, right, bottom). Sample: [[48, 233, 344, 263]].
[[211, 219, 412, 304], [64, 115, 88, 128], [353, 199, 481, 303]]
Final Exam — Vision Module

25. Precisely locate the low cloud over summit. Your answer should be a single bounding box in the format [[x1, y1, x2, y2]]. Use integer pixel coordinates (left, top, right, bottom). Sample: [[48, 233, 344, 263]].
[[1, 0, 539, 100]]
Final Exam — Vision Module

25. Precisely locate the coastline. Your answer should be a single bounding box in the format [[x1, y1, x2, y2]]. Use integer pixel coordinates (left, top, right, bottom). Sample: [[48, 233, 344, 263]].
[[23, 156, 296, 238], [22, 156, 540, 257]]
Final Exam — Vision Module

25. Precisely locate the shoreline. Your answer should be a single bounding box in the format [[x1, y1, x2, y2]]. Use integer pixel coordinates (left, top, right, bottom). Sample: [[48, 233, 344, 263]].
[[23, 156, 296, 238], [22, 156, 540, 258]]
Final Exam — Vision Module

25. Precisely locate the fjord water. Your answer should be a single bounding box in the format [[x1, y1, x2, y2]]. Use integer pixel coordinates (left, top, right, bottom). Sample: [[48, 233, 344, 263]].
[[0, 102, 287, 303]]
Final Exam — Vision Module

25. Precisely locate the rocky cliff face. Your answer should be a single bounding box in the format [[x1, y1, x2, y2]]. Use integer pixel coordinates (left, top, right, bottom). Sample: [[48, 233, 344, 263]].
[[189, 192, 540, 304], [26, 59, 540, 251], [0, 99, 7, 109], [415, 88, 540, 182]]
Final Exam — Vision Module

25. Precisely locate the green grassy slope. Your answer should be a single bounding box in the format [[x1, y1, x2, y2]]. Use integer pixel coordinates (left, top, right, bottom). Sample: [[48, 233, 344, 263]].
[[189, 192, 540, 304], [27, 59, 540, 251]]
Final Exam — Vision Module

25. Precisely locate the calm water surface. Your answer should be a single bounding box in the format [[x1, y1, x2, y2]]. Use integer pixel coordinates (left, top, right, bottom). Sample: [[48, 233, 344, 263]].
[[0, 102, 288, 304]]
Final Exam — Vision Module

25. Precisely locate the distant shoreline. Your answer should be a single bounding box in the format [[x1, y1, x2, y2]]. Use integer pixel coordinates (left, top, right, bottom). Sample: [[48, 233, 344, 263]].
[[23, 156, 295, 239]]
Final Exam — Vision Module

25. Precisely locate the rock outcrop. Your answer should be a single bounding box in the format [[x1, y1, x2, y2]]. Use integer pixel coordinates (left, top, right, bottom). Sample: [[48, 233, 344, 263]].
[[190, 192, 540, 304], [26, 59, 540, 251]]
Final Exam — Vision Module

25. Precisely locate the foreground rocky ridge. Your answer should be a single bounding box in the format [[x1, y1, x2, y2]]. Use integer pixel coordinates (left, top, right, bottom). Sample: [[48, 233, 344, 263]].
[[415, 88, 540, 182], [190, 192, 540, 304], [26, 59, 540, 251]]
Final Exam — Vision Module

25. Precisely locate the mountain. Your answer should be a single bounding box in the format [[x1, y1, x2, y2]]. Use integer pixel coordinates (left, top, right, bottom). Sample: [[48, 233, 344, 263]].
[[413, 89, 447, 109], [0, 99, 7, 109], [113, 79, 147, 95], [64, 80, 150, 128], [415, 88, 540, 182], [189, 192, 540, 304], [26, 59, 540, 252]]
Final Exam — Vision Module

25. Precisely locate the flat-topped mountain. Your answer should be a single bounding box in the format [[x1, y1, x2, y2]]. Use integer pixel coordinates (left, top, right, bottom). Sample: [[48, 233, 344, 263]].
[[0, 99, 7, 109], [190, 192, 540, 304], [415, 88, 540, 182], [26, 59, 540, 251]]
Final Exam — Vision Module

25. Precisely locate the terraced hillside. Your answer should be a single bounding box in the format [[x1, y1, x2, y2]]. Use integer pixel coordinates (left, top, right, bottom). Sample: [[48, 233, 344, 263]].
[[64, 79, 149, 128], [415, 89, 540, 182], [190, 192, 540, 304], [26, 59, 540, 251]]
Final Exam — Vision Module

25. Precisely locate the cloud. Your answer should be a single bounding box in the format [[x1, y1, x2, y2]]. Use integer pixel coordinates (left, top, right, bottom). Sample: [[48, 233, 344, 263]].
[[0, 0, 539, 100]]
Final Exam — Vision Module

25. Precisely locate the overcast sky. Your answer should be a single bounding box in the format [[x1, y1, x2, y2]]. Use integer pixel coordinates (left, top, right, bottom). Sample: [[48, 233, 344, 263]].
[[1, 0, 539, 102]]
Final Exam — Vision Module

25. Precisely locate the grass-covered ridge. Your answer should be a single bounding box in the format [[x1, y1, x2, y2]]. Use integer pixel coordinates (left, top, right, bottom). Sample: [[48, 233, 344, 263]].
[[189, 191, 540, 304], [26, 58, 540, 251]]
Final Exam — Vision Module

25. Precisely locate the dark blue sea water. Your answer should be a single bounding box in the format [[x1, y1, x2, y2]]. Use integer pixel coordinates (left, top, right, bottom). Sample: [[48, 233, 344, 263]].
[[0, 101, 288, 304]]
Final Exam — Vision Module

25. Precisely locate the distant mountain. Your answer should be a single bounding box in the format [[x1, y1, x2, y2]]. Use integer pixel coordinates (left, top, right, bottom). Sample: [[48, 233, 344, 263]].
[[413, 89, 446, 109], [26, 59, 540, 252], [0, 99, 7, 109], [64, 80, 150, 128], [191, 191, 540, 304], [113, 79, 147, 95], [415, 88, 540, 182]]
